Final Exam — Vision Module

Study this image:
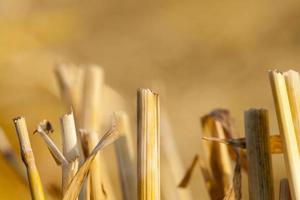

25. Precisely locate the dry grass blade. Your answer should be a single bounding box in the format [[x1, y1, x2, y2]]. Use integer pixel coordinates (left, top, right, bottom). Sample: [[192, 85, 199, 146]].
[[178, 155, 199, 188], [269, 70, 300, 200], [13, 117, 45, 200], [63, 127, 120, 200], [137, 89, 160, 200], [178, 154, 212, 194], [202, 137, 246, 149], [203, 135, 283, 154], [35, 120, 68, 165]]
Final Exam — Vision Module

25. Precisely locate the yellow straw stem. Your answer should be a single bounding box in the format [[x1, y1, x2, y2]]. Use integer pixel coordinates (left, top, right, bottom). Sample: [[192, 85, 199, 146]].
[[137, 89, 160, 200], [13, 117, 45, 200]]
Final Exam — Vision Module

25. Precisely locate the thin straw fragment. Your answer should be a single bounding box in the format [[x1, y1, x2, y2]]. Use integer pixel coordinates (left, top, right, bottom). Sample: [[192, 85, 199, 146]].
[[178, 155, 199, 188], [202, 135, 283, 154], [35, 120, 68, 166]]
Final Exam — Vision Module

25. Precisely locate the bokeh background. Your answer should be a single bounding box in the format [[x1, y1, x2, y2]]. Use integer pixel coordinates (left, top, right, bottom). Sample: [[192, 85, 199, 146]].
[[0, 0, 299, 199]]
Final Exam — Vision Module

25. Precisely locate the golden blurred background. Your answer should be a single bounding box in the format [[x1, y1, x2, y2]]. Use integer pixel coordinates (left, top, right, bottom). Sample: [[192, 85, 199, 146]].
[[0, 0, 300, 199]]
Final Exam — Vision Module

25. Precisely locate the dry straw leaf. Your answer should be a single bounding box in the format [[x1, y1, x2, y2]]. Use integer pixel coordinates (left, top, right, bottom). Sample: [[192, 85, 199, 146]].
[[63, 127, 120, 200], [178, 155, 199, 188]]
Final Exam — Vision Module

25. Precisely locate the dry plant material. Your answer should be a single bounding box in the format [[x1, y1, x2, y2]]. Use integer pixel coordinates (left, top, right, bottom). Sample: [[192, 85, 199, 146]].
[[203, 135, 283, 154], [208, 109, 248, 171], [284, 70, 300, 151], [178, 154, 213, 195], [61, 112, 80, 194], [35, 120, 68, 165], [269, 70, 300, 199], [245, 109, 274, 200], [0, 127, 27, 181], [232, 152, 242, 200], [80, 65, 115, 200], [63, 127, 120, 200], [201, 115, 233, 199], [280, 179, 292, 200], [270, 135, 283, 154], [178, 155, 199, 188], [113, 111, 137, 200], [137, 89, 160, 200], [202, 137, 246, 149], [13, 117, 45, 200]]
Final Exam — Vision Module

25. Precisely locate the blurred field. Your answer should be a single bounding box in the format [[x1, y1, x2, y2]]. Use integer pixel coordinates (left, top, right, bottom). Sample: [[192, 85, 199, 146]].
[[1, 0, 300, 199]]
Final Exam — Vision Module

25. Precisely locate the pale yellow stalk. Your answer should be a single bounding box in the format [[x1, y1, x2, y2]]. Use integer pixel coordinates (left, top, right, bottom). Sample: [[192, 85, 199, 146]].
[[137, 89, 160, 200], [13, 117, 45, 200], [81, 65, 115, 200], [269, 70, 300, 200], [61, 112, 80, 194]]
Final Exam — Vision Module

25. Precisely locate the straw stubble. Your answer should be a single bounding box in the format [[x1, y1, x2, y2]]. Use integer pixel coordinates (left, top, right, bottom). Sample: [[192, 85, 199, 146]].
[[13, 117, 45, 200], [137, 89, 160, 200]]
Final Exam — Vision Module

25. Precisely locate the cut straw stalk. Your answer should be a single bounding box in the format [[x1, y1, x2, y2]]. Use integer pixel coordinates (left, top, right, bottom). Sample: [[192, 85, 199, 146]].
[[13, 117, 45, 200], [201, 115, 232, 199], [114, 111, 137, 200], [284, 70, 300, 152], [55, 63, 87, 200], [280, 179, 292, 200], [81, 65, 115, 200], [269, 70, 300, 200], [61, 112, 80, 194], [244, 109, 274, 200], [137, 89, 160, 200]]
